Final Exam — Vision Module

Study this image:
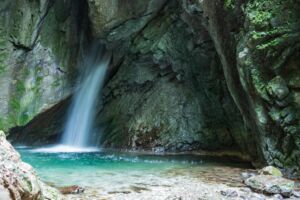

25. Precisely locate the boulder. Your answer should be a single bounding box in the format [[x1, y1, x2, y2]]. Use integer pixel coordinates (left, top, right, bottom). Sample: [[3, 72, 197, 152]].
[[245, 175, 295, 197], [0, 131, 64, 200]]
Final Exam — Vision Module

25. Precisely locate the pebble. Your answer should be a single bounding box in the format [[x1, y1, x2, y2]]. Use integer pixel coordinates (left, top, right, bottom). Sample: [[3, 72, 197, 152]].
[[220, 189, 238, 198]]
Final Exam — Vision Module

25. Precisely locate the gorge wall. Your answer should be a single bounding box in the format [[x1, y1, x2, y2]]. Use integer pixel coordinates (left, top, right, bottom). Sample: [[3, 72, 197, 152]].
[[1, 0, 299, 177], [0, 0, 90, 139], [201, 0, 300, 177]]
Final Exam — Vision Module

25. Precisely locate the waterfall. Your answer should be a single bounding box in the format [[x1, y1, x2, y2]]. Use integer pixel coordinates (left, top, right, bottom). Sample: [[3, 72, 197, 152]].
[[31, 45, 110, 153], [61, 49, 110, 148]]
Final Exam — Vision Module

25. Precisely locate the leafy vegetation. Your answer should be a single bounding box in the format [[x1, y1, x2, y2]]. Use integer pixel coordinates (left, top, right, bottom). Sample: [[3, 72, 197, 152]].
[[225, 0, 237, 10]]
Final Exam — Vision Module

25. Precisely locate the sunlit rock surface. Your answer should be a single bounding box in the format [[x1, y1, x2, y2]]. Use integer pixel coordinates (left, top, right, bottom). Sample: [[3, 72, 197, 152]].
[[0, 131, 63, 200]]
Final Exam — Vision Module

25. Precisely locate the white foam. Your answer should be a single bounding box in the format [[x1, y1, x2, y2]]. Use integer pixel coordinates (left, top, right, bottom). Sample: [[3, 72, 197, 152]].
[[30, 145, 100, 153]]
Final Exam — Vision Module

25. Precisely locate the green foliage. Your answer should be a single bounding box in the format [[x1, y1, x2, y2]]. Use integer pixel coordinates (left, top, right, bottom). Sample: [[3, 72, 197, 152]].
[[250, 68, 267, 98], [251, 27, 291, 40], [248, 10, 271, 27], [224, 0, 236, 10], [256, 35, 288, 50], [246, 0, 300, 62], [246, 0, 298, 28]]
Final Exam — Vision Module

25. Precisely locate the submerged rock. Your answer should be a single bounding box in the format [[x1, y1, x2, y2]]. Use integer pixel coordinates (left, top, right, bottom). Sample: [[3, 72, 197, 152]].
[[245, 175, 295, 197], [0, 131, 63, 200]]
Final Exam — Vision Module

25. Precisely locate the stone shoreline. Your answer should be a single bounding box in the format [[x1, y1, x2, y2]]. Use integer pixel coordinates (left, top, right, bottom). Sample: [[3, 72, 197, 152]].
[[65, 178, 299, 200]]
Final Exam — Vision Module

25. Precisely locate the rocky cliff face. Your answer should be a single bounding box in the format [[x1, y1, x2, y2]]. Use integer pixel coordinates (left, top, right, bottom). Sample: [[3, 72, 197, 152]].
[[95, 0, 244, 152], [2, 0, 300, 177], [8, 0, 245, 153], [201, 0, 300, 176], [0, 131, 63, 200], [0, 0, 89, 132]]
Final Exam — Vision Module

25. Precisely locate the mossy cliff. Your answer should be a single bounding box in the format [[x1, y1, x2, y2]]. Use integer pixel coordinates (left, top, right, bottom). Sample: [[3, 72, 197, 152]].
[[0, 0, 89, 132], [2, 0, 300, 177], [202, 0, 300, 176]]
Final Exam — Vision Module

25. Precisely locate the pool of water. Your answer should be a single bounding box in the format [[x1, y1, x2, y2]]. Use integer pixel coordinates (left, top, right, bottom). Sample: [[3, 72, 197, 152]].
[[17, 148, 253, 199]]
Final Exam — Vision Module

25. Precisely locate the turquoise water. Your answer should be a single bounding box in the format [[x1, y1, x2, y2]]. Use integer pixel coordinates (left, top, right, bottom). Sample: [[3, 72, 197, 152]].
[[17, 148, 251, 189]]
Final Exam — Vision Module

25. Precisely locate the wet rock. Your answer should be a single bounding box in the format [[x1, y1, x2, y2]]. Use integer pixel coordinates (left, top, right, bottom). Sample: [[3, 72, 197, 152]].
[[259, 166, 282, 177], [245, 175, 295, 197], [0, 131, 63, 200]]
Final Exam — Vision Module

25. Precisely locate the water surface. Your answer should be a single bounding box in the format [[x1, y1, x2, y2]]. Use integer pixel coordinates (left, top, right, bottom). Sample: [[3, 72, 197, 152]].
[[18, 148, 253, 199]]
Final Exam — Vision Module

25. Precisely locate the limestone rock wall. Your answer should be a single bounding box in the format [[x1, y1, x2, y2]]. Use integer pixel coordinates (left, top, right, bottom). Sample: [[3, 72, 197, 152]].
[[0, 0, 89, 131], [201, 0, 300, 177], [8, 0, 244, 153], [96, 0, 244, 151]]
